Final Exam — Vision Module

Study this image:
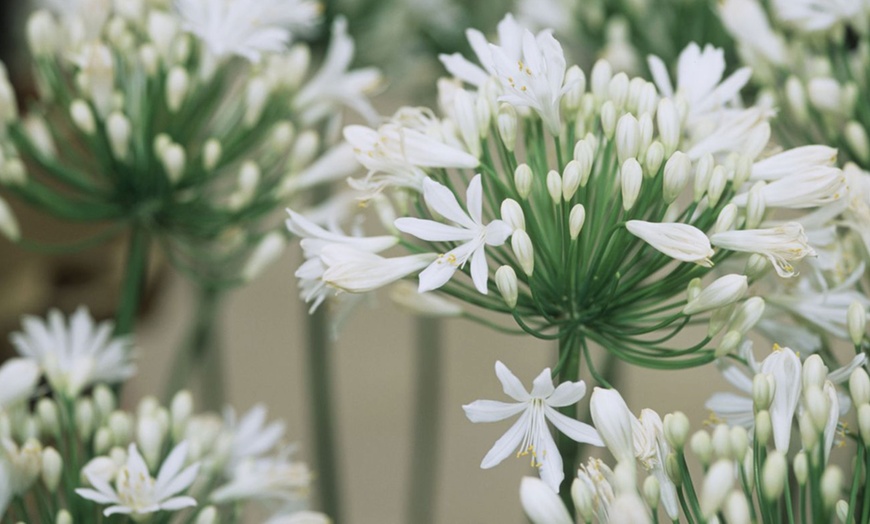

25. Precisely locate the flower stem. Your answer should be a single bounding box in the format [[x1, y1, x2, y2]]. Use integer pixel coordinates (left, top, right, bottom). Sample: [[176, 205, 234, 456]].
[[305, 307, 343, 523], [114, 225, 150, 336], [405, 317, 444, 524], [557, 331, 582, 515], [164, 285, 225, 410]]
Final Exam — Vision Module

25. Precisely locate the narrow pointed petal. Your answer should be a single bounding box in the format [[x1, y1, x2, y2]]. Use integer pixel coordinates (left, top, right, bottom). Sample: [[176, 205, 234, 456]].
[[545, 406, 604, 446], [495, 361, 531, 402], [463, 400, 527, 423], [481, 410, 531, 469]]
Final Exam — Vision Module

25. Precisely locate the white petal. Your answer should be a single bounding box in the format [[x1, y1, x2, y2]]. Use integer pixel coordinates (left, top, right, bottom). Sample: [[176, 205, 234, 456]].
[[536, 426, 564, 491], [495, 361, 531, 401], [545, 406, 604, 446], [467, 175, 483, 225], [481, 409, 531, 469], [469, 246, 490, 294], [395, 218, 476, 242], [463, 400, 527, 423], [520, 477, 573, 524], [530, 368, 555, 398], [159, 496, 198, 511], [422, 177, 476, 229], [547, 381, 586, 408]]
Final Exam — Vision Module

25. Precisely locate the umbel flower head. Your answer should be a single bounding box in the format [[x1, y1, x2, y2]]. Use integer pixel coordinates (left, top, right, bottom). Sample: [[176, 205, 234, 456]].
[[287, 14, 833, 372], [0, 0, 378, 289]]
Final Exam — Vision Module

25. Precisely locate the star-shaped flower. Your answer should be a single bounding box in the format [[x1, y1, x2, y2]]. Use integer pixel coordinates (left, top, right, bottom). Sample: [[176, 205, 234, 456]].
[[396, 175, 512, 294], [463, 361, 603, 491]]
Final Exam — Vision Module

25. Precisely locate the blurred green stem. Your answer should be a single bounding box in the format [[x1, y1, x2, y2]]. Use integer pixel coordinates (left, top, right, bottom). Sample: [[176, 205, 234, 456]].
[[306, 307, 343, 523], [115, 225, 150, 336], [557, 332, 582, 517], [405, 317, 443, 524]]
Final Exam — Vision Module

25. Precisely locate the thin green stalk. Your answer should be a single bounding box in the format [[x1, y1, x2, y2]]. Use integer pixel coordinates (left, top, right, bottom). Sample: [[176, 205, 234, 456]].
[[305, 307, 342, 523], [677, 453, 704, 523], [405, 317, 444, 524], [115, 225, 151, 336], [848, 443, 865, 523], [557, 332, 582, 517]]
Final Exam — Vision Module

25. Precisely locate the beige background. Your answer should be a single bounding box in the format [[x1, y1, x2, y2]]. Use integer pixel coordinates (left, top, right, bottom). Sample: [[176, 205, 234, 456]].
[[128, 249, 726, 524]]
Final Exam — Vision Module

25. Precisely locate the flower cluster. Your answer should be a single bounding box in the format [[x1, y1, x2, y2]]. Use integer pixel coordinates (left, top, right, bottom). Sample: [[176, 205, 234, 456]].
[[0, 308, 323, 523]]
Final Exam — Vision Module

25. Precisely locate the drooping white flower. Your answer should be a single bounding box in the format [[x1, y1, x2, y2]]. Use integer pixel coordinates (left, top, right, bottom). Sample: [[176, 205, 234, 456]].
[[9, 307, 136, 398], [176, 0, 320, 63], [711, 223, 816, 277], [489, 29, 569, 135], [294, 17, 381, 126], [396, 175, 513, 294], [320, 245, 437, 293], [463, 361, 603, 491], [626, 220, 714, 267], [76, 442, 199, 517], [732, 167, 846, 209], [439, 13, 525, 88]]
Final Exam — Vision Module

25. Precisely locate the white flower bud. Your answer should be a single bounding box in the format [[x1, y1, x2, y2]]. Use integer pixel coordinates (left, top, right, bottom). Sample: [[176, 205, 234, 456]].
[[511, 230, 535, 276], [848, 301, 866, 346], [600, 101, 616, 139], [573, 140, 595, 187], [715, 330, 742, 358], [821, 466, 843, 509], [805, 385, 830, 433], [165, 67, 189, 113], [106, 112, 132, 160], [785, 76, 808, 123], [475, 96, 491, 138], [160, 143, 186, 184], [569, 204, 586, 240], [27, 11, 59, 57], [498, 103, 517, 152], [837, 500, 850, 523], [41, 447, 62, 492], [0, 195, 20, 242], [572, 477, 595, 523], [546, 170, 562, 203], [753, 374, 773, 412], [850, 368, 870, 407], [170, 390, 194, 440], [637, 82, 658, 116], [562, 160, 582, 201], [241, 232, 285, 282], [711, 424, 731, 459], [691, 430, 712, 467], [75, 399, 95, 440], [590, 59, 612, 100], [666, 454, 681, 485], [244, 77, 271, 127], [56, 509, 72, 524], [291, 130, 320, 172], [846, 121, 870, 164], [154, 133, 171, 157], [608, 72, 629, 108], [195, 506, 219, 524], [1, 157, 27, 187], [706, 165, 728, 207], [93, 427, 113, 455], [36, 399, 60, 437], [137, 416, 165, 470], [562, 65, 586, 113], [798, 411, 818, 450], [201, 139, 222, 172], [70, 100, 96, 135], [730, 426, 749, 462], [638, 114, 653, 159], [730, 297, 765, 335], [724, 491, 751, 524], [684, 274, 747, 316], [514, 164, 532, 198], [147, 10, 179, 60], [700, 460, 734, 518], [615, 113, 639, 164], [802, 355, 828, 391], [755, 410, 772, 445], [662, 151, 690, 204], [793, 452, 808, 486], [642, 475, 660, 509], [500, 199, 525, 231], [808, 77, 843, 114], [712, 203, 737, 235], [644, 141, 665, 175], [762, 451, 787, 501], [732, 155, 752, 188], [744, 181, 766, 230], [657, 98, 680, 155], [663, 411, 690, 450], [495, 266, 518, 309], [108, 411, 132, 445], [620, 158, 642, 210], [138, 44, 160, 76], [857, 404, 870, 447], [92, 384, 116, 420], [694, 153, 714, 202]]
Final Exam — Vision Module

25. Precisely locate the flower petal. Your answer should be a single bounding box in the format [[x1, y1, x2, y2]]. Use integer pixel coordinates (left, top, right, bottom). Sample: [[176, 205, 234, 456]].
[[463, 400, 527, 423], [422, 177, 476, 229], [547, 381, 587, 408], [470, 246, 490, 294], [495, 361, 531, 401], [545, 406, 604, 446], [480, 409, 531, 469]]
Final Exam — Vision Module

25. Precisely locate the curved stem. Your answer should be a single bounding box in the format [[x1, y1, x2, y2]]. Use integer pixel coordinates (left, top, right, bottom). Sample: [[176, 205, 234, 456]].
[[405, 317, 443, 524], [115, 225, 151, 336]]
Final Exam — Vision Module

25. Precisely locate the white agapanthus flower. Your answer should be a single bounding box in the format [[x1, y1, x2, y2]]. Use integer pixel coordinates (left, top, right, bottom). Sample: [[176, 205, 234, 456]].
[[463, 361, 603, 491], [771, 0, 863, 32], [176, 0, 320, 63], [76, 442, 199, 517], [439, 13, 525, 88], [625, 220, 714, 266], [222, 404, 286, 473], [9, 307, 136, 398], [520, 476, 573, 524], [211, 455, 312, 503], [710, 223, 816, 277], [396, 175, 513, 294]]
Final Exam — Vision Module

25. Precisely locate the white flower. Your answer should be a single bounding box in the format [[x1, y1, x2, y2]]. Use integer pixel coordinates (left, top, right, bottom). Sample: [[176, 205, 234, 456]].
[[732, 167, 846, 209], [463, 361, 603, 491], [772, 0, 862, 32], [749, 146, 838, 182], [439, 13, 525, 88], [626, 220, 714, 267], [10, 307, 136, 397], [710, 223, 816, 277], [222, 405, 285, 473], [576, 458, 616, 522], [294, 17, 381, 126], [76, 442, 199, 517], [489, 29, 568, 135], [211, 455, 311, 503], [396, 175, 513, 294], [0, 358, 40, 408], [320, 245, 436, 293], [520, 476, 573, 524], [176, 0, 320, 63], [683, 274, 748, 316], [265, 511, 332, 524], [718, 0, 787, 65]]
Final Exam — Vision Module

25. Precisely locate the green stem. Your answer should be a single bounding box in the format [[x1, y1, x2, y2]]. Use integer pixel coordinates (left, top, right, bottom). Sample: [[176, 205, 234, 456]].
[[305, 307, 343, 523], [164, 285, 225, 410], [557, 332, 582, 516], [114, 225, 151, 336], [405, 317, 444, 524]]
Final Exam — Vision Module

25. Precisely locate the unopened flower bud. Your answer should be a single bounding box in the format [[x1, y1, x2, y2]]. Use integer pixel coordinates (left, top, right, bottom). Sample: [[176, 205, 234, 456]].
[[93, 427, 112, 455], [846, 121, 870, 164], [662, 151, 690, 204], [684, 274, 748, 316], [657, 98, 680, 154], [785, 76, 808, 123], [562, 160, 582, 201], [166, 67, 189, 113], [92, 384, 116, 420], [514, 164, 532, 198], [106, 112, 132, 160], [802, 355, 828, 390], [707, 165, 728, 207], [75, 399, 95, 440], [730, 297, 765, 335], [694, 154, 714, 202], [56, 509, 72, 524], [568, 204, 586, 239], [799, 411, 819, 450], [663, 411, 689, 450], [859, 405, 870, 446], [70, 100, 96, 135], [137, 417, 165, 470], [620, 158, 642, 210], [848, 301, 866, 346], [202, 138, 222, 171], [645, 141, 665, 175], [511, 230, 535, 276], [687, 278, 702, 302], [700, 460, 734, 518], [753, 374, 774, 412], [643, 475, 660, 509], [500, 199, 525, 231], [161, 143, 186, 184], [0, 196, 19, 242], [836, 500, 850, 523], [242, 232, 286, 282], [170, 390, 194, 439], [562, 65, 586, 113], [733, 155, 753, 188], [666, 453, 682, 485], [712, 203, 737, 235], [730, 426, 749, 461], [546, 170, 562, 203], [195, 506, 218, 524], [495, 266, 518, 309], [270, 121, 295, 151], [572, 477, 595, 523], [600, 101, 616, 139], [290, 130, 319, 172], [498, 103, 517, 151], [690, 430, 713, 467], [793, 452, 808, 485], [711, 424, 731, 459], [762, 451, 787, 501], [27, 11, 59, 57], [616, 114, 639, 164], [724, 491, 751, 524], [36, 399, 59, 437], [715, 330, 742, 358], [590, 59, 612, 100], [41, 447, 62, 492], [744, 181, 766, 230], [755, 410, 772, 445], [850, 368, 870, 406], [821, 466, 843, 509], [108, 411, 132, 445]]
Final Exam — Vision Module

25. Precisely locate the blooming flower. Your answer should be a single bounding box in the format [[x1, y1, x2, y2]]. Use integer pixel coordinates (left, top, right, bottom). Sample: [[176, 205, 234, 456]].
[[9, 307, 136, 398], [463, 361, 603, 491], [76, 442, 199, 517], [439, 13, 525, 88], [718, 0, 787, 65], [710, 223, 816, 277], [0, 358, 40, 409], [211, 456, 312, 503], [222, 405, 286, 473], [626, 220, 714, 267], [396, 175, 513, 294]]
